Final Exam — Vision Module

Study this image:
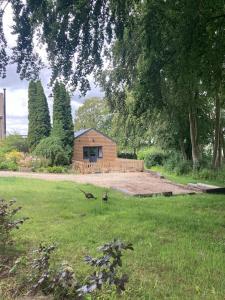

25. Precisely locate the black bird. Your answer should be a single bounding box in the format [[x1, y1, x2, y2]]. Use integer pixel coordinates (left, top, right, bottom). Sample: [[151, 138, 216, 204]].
[[102, 191, 108, 202], [79, 189, 96, 199]]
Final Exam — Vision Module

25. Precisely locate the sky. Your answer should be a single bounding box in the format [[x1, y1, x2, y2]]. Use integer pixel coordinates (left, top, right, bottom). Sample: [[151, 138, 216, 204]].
[[0, 4, 103, 135]]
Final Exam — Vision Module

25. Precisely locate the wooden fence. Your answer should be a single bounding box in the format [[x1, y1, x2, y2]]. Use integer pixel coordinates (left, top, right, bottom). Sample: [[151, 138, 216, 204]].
[[73, 158, 144, 174]]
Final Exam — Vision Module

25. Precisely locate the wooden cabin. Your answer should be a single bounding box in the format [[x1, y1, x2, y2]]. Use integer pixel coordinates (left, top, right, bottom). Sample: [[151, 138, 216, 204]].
[[73, 128, 117, 162], [73, 128, 144, 173]]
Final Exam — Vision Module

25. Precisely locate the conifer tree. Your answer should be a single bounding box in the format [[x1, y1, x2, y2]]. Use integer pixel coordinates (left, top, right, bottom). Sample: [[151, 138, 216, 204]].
[[52, 82, 74, 159], [28, 80, 51, 150]]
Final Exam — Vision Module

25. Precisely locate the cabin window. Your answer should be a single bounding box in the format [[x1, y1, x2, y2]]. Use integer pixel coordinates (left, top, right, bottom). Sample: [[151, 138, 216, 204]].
[[83, 146, 103, 161], [83, 147, 89, 160]]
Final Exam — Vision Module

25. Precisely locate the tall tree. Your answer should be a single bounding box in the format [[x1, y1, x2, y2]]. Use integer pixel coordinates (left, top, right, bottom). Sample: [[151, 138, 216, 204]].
[[52, 81, 74, 158], [74, 97, 113, 136], [28, 80, 51, 150]]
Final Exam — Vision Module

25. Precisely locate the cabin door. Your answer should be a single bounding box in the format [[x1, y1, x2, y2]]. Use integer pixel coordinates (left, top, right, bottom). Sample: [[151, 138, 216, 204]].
[[89, 147, 98, 162]]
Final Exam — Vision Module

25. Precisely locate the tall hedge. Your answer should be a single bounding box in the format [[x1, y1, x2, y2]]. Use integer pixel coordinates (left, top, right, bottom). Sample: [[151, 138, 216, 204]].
[[52, 82, 74, 160], [28, 80, 51, 150]]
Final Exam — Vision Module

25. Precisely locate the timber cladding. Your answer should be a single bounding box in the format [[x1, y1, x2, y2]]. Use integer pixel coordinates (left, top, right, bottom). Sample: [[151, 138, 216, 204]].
[[73, 129, 117, 162]]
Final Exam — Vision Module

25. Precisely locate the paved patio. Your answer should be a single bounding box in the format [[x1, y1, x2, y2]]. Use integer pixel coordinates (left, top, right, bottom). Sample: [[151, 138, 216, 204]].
[[0, 171, 197, 196]]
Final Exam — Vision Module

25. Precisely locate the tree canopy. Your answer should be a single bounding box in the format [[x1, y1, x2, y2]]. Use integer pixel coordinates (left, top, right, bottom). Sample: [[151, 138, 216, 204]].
[[74, 97, 112, 136], [52, 81, 74, 160], [1, 0, 225, 168], [28, 80, 51, 150]]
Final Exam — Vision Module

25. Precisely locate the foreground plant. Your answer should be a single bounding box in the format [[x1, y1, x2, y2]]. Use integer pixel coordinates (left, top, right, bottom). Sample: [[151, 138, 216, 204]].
[[0, 198, 28, 250], [15, 240, 133, 299], [79, 239, 134, 296]]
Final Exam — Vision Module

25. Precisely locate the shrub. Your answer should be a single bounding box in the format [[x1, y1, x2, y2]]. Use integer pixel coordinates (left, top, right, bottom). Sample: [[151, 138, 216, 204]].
[[5, 150, 24, 163], [0, 161, 18, 171], [19, 155, 49, 170], [164, 152, 192, 175], [38, 166, 68, 173], [137, 146, 161, 160], [195, 168, 217, 180], [0, 150, 6, 162], [34, 136, 69, 166], [174, 160, 192, 175], [193, 168, 225, 181], [145, 152, 167, 168], [13, 240, 133, 299], [137, 147, 167, 167], [0, 198, 28, 250], [118, 152, 137, 159], [0, 133, 29, 153]]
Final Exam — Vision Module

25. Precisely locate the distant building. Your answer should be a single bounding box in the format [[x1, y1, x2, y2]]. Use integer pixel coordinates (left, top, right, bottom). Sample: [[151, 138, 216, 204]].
[[0, 90, 6, 140], [73, 128, 117, 162], [73, 128, 144, 173]]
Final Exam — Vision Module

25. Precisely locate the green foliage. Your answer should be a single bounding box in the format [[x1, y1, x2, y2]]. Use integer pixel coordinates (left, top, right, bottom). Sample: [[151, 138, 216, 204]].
[[34, 136, 69, 166], [110, 92, 151, 153], [53, 82, 74, 161], [38, 166, 68, 174], [138, 147, 167, 167], [0, 133, 29, 153], [2, 0, 225, 170], [12, 240, 132, 299], [164, 152, 192, 175], [145, 152, 167, 168], [193, 167, 225, 182], [0, 161, 18, 171], [0, 198, 28, 250], [164, 152, 182, 172], [137, 147, 163, 160], [74, 97, 113, 136], [118, 152, 137, 159], [28, 80, 51, 151]]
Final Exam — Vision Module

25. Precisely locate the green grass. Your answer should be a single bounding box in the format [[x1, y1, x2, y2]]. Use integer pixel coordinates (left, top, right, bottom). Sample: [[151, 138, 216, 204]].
[[1, 177, 225, 299], [151, 166, 225, 186]]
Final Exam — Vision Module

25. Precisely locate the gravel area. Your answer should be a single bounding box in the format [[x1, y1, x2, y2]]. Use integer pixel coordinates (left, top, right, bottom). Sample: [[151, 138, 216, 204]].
[[0, 171, 197, 196]]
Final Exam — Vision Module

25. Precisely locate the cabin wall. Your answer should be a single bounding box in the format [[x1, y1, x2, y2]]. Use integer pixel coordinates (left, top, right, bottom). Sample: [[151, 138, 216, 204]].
[[73, 130, 117, 161]]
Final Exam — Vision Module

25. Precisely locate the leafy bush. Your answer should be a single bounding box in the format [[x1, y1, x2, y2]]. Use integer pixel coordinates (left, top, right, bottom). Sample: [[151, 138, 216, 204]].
[[194, 167, 225, 181], [195, 168, 217, 180], [164, 152, 192, 175], [174, 160, 192, 175], [0, 161, 18, 171], [145, 152, 167, 168], [0, 133, 29, 153], [38, 166, 68, 173], [0, 150, 6, 163], [164, 152, 182, 172], [137, 146, 161, 160], [0, 198, 28, 250], [118, 152, 137, 159], [5, 150, 24, 163], [34, 136, 70, 166], [19, 155, 49, 170], [13, 240, 133, 299], [137, 147, 167, 167]]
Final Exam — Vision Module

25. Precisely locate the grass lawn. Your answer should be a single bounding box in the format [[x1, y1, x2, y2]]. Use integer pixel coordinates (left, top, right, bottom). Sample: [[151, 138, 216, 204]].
[[1, 177, 225, 299], [151, 166, 225, 187]]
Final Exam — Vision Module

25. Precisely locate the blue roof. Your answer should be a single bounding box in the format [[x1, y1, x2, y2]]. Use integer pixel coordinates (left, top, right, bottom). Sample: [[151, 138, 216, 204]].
[[74, 128, 91, 138]]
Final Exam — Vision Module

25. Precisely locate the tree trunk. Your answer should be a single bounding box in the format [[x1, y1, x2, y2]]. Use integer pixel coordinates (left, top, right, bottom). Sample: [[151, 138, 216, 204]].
[[215, 126, 223, 168], [212, 93, 221, 169], [179, 137, 187, 160], [189, 108, 200, 169], [221, 129, 225, 162]]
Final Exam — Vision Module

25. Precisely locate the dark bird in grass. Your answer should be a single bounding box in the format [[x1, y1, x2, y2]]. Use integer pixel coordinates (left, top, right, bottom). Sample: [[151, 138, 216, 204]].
[[102, 191, 108, 202], [79, 189, 96, 199]]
